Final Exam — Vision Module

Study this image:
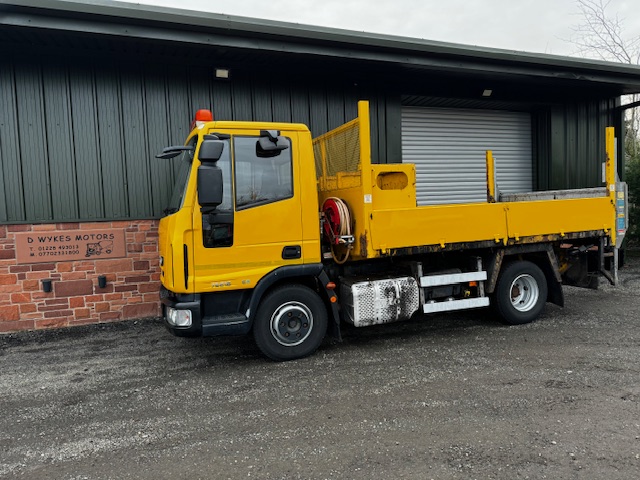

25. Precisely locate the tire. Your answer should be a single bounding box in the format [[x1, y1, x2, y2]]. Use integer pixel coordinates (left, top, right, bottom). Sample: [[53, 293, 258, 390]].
[[494, 261, 548, 325], [253, 285, 328, 361]]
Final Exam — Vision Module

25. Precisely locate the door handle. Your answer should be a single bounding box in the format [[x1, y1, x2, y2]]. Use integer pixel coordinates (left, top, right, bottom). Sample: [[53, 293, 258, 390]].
[[282, 245, 301, 260]]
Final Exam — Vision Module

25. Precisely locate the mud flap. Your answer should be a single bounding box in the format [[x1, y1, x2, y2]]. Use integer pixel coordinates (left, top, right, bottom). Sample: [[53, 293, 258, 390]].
[[542, 248, 564, 307], [318, 270, 342, 341]]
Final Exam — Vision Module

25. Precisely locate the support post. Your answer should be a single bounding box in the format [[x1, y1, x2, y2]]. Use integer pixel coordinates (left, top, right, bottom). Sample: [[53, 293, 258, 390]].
[[486, 150, 497, 203]]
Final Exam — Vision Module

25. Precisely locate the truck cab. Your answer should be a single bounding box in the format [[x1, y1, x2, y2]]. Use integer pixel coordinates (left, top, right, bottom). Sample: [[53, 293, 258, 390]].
[[158, 114, 326, 353]]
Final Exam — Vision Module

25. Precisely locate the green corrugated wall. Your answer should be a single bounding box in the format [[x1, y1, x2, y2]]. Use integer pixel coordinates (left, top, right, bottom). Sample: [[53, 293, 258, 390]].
[[0, 57, 396, 224], [534, 99, 618, 191], [0, 54, 619, 224]]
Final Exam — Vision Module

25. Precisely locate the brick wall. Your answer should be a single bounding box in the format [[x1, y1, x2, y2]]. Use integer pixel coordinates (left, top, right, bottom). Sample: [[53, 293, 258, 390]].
[[0, 220, 161, 333]]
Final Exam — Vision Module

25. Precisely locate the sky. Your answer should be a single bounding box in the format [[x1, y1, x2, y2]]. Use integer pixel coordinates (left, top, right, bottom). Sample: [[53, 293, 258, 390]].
[[115, 0, 640, 59]]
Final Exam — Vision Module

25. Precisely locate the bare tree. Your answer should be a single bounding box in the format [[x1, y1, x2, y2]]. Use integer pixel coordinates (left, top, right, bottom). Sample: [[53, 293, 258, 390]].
[[570, 0, 640, 244], [571, 0, 640, 64], [570, 0, 639, 154]]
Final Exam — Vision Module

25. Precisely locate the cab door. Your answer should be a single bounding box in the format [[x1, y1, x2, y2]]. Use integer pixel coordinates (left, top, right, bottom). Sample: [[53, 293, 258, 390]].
[[191, 132, 304, 293]]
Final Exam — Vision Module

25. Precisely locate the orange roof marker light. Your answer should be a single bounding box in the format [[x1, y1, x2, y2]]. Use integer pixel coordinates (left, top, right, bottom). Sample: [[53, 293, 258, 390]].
[[191, 109, 214, 130]]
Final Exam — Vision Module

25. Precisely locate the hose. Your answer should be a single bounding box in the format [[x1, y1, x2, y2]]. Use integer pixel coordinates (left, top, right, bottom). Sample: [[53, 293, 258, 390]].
[[324, 197, 353, 265]]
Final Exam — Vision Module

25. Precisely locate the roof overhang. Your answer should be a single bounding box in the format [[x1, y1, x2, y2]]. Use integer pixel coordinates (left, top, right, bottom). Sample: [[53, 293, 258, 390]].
[[2, 0, 640, 95]]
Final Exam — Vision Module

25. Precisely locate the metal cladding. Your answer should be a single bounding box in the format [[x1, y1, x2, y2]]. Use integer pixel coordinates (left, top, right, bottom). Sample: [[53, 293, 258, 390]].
[[1, 1, 639, 223]]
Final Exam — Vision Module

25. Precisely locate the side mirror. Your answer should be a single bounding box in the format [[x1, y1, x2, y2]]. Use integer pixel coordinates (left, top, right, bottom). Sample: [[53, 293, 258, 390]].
[[197, 164, 223, 208], [257, 130, 290, 158], [155, 145, 192, 159], [199, 139, 225, 163]]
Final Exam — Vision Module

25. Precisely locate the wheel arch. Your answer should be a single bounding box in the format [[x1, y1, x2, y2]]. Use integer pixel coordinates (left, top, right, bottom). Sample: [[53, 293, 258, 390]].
[[245, 264, 340, 338], [486, 244, 563, 307]]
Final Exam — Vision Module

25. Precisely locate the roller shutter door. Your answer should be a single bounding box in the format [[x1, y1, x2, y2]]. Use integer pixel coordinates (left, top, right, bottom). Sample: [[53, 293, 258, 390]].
[[401, 107, 533, 205]]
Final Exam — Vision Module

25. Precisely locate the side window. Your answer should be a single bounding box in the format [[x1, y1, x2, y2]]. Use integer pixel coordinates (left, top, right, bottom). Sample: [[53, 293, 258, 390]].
[[215, 140, 233, 211], [234, 136, 293, 209], [202, 139, 233, 248]]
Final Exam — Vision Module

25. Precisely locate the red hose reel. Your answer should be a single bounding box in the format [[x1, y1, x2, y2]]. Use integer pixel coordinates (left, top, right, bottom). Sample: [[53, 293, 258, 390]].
[[322, 197, 354, 263], [322, 198, 345, 245]]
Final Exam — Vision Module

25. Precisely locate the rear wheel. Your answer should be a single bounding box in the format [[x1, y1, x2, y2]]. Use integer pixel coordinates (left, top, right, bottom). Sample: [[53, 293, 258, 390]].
[[253, 285, 328, 361], [494, 261, 547, 325]]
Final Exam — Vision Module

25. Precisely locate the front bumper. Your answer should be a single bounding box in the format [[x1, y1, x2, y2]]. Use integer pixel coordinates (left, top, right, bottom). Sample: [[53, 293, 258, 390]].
[[160, 287, 202, 337], [160, 287, 251, 337]]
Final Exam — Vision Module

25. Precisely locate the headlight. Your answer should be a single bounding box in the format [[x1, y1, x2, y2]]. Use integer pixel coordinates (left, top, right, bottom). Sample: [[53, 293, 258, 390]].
[[166, 307, 192, 327]]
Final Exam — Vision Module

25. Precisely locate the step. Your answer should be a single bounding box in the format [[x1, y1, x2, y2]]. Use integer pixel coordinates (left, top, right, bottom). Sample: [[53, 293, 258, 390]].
[[423, 297, 490, 314], [202, 313, 247, 326], [420, 271, 487, 288]]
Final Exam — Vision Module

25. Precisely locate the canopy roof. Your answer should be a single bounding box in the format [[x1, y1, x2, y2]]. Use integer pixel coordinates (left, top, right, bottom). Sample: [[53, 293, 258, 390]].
[[2, 0, 640, 95]]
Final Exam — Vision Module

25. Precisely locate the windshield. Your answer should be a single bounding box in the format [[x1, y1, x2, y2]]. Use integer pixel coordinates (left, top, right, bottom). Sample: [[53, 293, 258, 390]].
[[164, 138, 196, 215]]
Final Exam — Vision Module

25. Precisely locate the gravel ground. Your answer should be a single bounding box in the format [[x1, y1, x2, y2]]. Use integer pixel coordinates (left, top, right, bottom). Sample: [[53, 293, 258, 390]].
[[1, 256, 640, 480]]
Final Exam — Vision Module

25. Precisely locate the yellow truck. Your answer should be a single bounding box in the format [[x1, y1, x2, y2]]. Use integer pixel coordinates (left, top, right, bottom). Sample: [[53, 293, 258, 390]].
[[157, 102, 628, 360]]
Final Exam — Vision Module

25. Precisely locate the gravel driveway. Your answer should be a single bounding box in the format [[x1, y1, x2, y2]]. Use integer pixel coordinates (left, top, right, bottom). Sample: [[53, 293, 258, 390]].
[[2, 256, 640, 479]]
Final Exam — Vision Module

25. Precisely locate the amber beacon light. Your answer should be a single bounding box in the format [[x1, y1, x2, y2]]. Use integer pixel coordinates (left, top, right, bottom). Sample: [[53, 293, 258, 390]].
[[190, 109, 214, 130]]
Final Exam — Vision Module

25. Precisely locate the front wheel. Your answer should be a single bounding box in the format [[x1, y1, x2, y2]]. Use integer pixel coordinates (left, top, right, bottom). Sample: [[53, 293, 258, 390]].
[[494, 261, 547, 325], [253, 285, 328, 361]]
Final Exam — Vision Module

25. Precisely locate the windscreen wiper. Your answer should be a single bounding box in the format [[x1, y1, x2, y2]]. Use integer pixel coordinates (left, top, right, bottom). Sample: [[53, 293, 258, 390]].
[[163, 207, 179, 216]]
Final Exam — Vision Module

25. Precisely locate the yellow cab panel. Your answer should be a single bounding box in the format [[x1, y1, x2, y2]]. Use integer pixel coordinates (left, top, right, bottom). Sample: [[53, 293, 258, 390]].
[[189, 121, 320, 295]]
